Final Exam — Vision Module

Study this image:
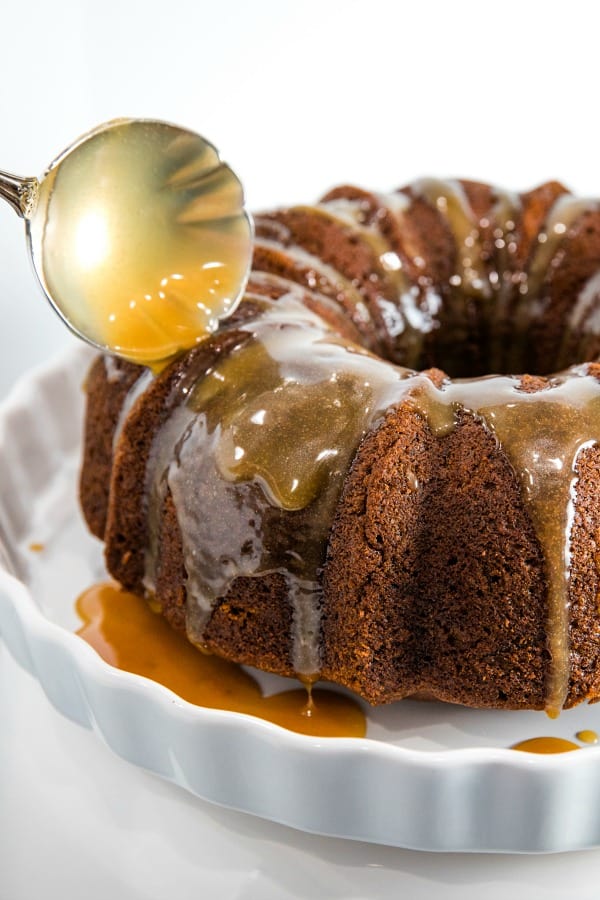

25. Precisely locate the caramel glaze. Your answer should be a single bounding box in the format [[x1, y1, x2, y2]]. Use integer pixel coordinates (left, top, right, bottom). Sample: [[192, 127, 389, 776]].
[[511, 736, 580, 754], [76, 582, 366, 738], [409, 368, 600, 717], [100, 179, 600, 714], [144, 293, 417, 675]]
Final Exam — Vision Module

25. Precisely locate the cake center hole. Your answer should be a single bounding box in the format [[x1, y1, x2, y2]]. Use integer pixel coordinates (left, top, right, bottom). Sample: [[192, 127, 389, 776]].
[[426, 299, 589, 380]]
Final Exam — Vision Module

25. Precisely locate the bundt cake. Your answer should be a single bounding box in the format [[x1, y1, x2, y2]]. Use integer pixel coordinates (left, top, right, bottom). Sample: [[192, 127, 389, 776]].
[[80, 178, 600, 717]]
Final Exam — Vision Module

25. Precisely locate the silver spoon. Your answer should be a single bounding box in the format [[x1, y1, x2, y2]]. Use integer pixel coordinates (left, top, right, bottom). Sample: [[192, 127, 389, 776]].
[[0, 118, 253, 367]]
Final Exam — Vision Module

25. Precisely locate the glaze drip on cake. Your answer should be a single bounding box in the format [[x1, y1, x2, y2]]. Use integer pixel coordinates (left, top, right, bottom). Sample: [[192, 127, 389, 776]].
[[81, 178, 600, 713], [409, 369, 600, 716], [526, 196, 597, 298], [410, 179, 491, 298], [144, 294, 415, 674]]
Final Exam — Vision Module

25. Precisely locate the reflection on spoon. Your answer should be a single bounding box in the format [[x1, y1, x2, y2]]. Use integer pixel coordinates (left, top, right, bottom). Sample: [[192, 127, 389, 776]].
[[0, 118, 253, 368]]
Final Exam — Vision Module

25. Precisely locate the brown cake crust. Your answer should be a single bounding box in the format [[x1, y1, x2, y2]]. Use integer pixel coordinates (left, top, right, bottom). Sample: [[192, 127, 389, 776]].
[[321, 394, 549, 708], [255, 208, 397, 359], [532, 209, 600, 372], [517, 181, 569, 268], [246, 269, 363, 345], [567, 442, 600, 706], [79, 355, 142, 540], [564, 363, 600, 706]]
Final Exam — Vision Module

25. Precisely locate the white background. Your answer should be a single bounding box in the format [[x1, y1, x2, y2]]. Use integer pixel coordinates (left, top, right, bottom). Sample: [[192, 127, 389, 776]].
[[2, 0, 600, 896], [2, 0, 600, 397]]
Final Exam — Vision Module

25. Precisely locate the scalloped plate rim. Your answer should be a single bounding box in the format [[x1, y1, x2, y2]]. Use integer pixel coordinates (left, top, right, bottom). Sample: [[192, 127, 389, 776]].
[[2, 345, 600, 853]]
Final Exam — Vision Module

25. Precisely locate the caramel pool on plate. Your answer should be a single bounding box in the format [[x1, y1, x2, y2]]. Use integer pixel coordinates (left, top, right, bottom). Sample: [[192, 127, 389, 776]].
[[511, 736, 580, 754], [76, 582, 366, 738]]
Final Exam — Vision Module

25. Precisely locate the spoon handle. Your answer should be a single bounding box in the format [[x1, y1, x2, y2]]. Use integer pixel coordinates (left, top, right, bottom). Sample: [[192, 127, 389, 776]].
[[0, 170, 38, 218]]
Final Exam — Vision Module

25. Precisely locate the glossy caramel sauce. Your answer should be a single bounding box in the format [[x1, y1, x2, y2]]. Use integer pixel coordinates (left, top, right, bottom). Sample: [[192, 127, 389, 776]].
[[411, 179, 490, 299], [28, 119, 253, 368], [511, 736, 580, 754], [145, 293, 414, 674], [75, 582, 366, 738], [576, 729, 598, 744]]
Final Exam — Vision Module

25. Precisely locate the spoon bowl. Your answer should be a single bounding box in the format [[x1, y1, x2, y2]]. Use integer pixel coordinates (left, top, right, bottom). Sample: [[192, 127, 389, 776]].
[[0, 118, 253, 367]]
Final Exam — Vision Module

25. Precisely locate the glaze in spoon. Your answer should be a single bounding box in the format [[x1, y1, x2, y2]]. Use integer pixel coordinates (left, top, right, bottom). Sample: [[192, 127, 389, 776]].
[[0, 118, 253, 367]]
